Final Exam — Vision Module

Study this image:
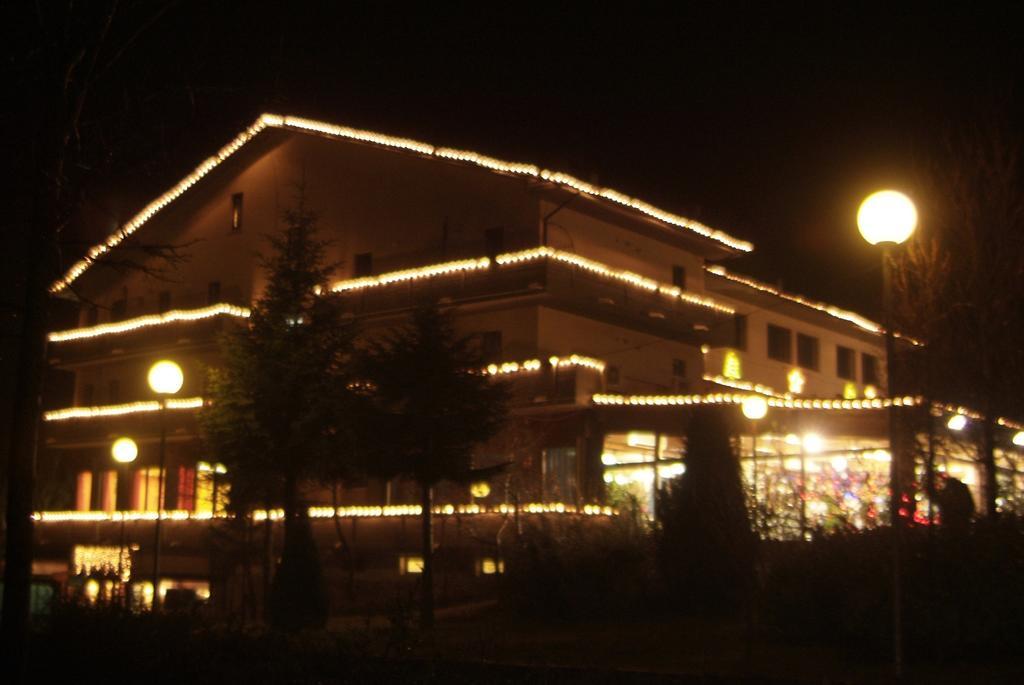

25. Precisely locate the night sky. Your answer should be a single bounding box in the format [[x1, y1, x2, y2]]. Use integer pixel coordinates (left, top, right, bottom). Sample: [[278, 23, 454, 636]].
[[15, 2, 1024, 319]]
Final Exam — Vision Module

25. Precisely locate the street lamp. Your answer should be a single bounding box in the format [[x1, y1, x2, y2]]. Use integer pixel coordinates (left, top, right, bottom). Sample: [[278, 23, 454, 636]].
[[111, 437, 137, 605], [741, 395, 768, 531], [858, 188, 916, 677], [148, 359, 183, 612]]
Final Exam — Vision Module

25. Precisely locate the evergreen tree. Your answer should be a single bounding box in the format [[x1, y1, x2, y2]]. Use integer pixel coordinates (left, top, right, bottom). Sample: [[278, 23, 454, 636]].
[[200, 200, 359, 630], [359, 304, 508, 628], [656, 405, 756, 615]]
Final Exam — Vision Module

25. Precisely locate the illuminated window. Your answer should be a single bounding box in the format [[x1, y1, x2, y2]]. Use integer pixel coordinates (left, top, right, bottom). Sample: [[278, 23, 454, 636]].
[[796, 333, 819, 371], [231, 193, 243, 232], [75, 471, 93, 511], [354, 252, 373, 277], [734, 314, 748, 350], [478, 557, 505, 575], [157, 291, 171, 314], [836, 345, 856, 380], [542, 447, 577, 502], [485, 226, 504, 257], [767, 324, 792, 362], [133, 468, 164, 511], [207, 281, 221, 304], [862, 353, 879, 386], [672, 265, 687, 290], [399, 555, 424, 575], [177, 466, 196, 510], [100, 471, 117, 512]]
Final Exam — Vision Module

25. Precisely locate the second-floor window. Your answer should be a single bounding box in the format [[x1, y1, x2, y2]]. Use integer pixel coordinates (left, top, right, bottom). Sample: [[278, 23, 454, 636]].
[[485, 226, 504, 257], [672, 358, 686, 379], [672, 265, 687, 290], [108, 380, 120, 404], [158, 291, 171, 314], [110, 297, 127, 322], [837, 345, 856, 380], [85, 305, 99, 326], [354, 252, 373, 277], [734, 314, 748, 350], [208, 281, 221, 304], [796, 333, 819, 371], [766, 324, 792, 362], [862, 353, 879, 386]]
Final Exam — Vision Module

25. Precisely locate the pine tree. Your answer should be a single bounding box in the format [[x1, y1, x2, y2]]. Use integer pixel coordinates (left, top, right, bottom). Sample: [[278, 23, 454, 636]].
[[656, 405, 756, 615], [200, 199, 359, 630], [359, 304, 508, 628]]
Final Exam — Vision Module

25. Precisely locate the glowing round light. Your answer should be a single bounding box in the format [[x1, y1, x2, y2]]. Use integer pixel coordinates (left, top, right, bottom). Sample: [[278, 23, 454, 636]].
[[147, 360, 183, 395], [802, 433, 824, 454], [741, 395, 768, 421], [857, 190, 917, 245], [1014, 431, 1024, 447], [947, 414, 968, 431], [470, 481, 491, 499], [111, 437, 138, 464]]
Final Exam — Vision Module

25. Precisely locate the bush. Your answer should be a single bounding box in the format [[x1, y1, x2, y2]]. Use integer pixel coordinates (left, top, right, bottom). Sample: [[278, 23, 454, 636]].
[[501, 514, 653, 619], [761, 517, 1024, 661]]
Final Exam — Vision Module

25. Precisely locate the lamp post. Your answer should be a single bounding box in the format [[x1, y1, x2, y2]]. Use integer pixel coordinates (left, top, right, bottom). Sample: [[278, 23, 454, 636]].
[[147, 360, 183, 612], [111, 437, 137, 606], [741, 395, 769, 532], [858, 189, 917, 677]]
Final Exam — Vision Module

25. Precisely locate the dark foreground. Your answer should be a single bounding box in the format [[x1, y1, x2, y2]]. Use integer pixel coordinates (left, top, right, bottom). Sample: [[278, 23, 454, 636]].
[[25, 602, 1024, 684]]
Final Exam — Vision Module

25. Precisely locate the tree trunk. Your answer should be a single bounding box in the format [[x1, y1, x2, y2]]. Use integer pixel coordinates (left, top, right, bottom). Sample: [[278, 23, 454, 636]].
[[1, 230, 50, 684], [262, 498, 273, 622], [330, 484, 356, 601], [419, 483, 435, 629], [980, 414, 998, 519]]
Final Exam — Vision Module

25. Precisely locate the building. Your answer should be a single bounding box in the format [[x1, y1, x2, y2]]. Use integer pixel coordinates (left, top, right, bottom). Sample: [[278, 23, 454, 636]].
[[33, 114, 1024, 608]]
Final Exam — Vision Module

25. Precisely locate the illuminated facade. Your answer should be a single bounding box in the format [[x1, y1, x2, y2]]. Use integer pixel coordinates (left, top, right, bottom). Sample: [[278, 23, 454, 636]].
[[36, 114, 1024, 607]]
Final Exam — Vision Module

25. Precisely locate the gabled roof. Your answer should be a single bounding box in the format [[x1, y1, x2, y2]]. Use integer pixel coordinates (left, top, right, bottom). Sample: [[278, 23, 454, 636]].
[[50, 113, 754, 294]]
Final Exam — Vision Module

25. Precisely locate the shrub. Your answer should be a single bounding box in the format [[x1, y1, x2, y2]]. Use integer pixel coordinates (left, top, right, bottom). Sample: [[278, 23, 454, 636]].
[[501, 515, 653, 619]]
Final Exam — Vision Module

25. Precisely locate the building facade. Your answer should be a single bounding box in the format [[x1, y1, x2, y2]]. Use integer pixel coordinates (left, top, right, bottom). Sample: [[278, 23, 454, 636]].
[[32, 114, 1024, 608]]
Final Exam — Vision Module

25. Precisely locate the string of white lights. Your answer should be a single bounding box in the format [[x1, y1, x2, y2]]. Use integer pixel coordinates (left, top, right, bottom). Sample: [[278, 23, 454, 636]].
[[43, 397, 204, 422], [33, 502, 614, 523], [51, 113, 752, 294], [49, 303, 251, 343]]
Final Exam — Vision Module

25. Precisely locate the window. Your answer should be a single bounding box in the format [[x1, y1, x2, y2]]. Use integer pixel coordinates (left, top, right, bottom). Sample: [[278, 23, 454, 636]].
[[85, 305, 99, 326], [177, 466, 196, 510], [82, 383, 95, 405], [107, 379, 120, 404], [485, 226, 504, 257], [76, 471, 93, 512], [836, 345, 856, 380], [734, 314, 748, 350], [481, 331, 502, 363], [207, 281, 221, 304], [110, 297, 127, 322], [766, 324, 792, 362], [796, 333, 819, 371], [862, 353, 879, 385], [100, 471, 117, 513], [542, 447, 578, 502], [672, 358, 686, 378], [607, 365, 620, 386], [133, 468, 164, 511], [672, 265, 687, 289], [399, 555, 425, 575], [231, 193, 243, 232], [354, 252, 373, 277], [158, 291, 171, 314]]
